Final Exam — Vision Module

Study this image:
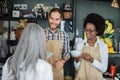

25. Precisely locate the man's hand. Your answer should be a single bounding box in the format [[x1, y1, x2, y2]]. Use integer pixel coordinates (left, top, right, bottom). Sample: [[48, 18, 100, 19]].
[[55, 60, 64, 69]]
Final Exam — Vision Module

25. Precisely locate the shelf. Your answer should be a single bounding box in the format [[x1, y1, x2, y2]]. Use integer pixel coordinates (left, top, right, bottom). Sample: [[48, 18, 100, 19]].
[[0, 16, 72, 21], [0, 16, 10, 20], [63, 10, 72, 12], [11, 17, 47, 20], [0, 16, 48, 21], [63, 18, 72, 21], [7, 40, 18, 46]]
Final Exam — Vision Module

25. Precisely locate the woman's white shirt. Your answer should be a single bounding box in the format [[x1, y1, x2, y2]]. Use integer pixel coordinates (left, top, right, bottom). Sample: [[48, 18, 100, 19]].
[[74, 38, 108, 73], [2, 58, 53, 80]]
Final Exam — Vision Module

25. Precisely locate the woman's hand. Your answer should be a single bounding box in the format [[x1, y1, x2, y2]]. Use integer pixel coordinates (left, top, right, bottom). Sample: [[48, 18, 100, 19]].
[[82, 52, 94, 63], [74, 55, 81, 63]]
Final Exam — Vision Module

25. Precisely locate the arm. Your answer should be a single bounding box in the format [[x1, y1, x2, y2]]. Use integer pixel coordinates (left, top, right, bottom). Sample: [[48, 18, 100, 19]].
[[2, 63, 8, 80], [74, 41, 84, 70], [91, 44, 108, 72], [2, 58, 15, 80], [45, 64, 53, 80], [37, 60, 53, 80], [62, 32, 70, 61], [55, 32, 70, 69]]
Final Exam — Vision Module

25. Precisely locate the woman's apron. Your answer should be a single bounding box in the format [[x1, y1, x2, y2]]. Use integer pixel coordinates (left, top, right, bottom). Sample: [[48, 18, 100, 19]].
[[75, 43, 102, 80], [46, 29, 64, 80]]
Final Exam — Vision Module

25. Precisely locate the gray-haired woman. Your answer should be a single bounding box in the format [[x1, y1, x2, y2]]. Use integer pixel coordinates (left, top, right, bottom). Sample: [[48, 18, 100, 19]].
[[2, 23, 53, 80]]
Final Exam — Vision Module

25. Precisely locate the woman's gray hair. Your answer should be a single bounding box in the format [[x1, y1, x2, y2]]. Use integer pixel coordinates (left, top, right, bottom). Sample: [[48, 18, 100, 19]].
[[9, 23, 47, 79]]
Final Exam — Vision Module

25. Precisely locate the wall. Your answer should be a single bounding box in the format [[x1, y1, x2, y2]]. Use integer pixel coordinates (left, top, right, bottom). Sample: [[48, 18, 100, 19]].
[[75, 0, 120, 38]]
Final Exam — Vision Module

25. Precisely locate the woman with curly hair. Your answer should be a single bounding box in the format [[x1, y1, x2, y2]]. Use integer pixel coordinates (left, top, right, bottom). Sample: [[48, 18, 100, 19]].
[[74, 13, 108, 80]]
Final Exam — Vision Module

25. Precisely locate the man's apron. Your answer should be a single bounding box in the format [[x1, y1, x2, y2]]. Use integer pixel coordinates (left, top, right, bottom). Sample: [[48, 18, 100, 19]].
[[46, 29, 64, 80], [75, 43, 102, 80]]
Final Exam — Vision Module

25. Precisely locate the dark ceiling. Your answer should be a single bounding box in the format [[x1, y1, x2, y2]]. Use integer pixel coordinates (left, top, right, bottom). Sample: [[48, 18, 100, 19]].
[[90, 0, 113, 2]]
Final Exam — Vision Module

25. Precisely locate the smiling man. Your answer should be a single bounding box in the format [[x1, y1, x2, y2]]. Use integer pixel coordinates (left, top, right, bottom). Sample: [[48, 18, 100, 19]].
[[45, 8, 70, 80]]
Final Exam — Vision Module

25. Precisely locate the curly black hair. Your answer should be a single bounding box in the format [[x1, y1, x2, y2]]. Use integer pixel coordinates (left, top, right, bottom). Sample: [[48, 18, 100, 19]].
[[83, 13, 105, 36]]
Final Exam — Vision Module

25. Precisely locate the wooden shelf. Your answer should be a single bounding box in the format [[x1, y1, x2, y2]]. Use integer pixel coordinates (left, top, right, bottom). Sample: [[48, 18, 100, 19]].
[[63, 10, 72, 12], [0, 16, 10, 20], [0, 16, 48, 21], [7, 40, 18, 46]]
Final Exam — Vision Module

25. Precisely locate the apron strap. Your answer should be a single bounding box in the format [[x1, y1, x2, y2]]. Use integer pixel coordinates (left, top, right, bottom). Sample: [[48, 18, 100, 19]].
[[46, 28, 49, 40]]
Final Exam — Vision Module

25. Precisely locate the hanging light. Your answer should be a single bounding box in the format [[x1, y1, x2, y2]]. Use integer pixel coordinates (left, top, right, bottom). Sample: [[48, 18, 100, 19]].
[[111, 0, 119, 8]]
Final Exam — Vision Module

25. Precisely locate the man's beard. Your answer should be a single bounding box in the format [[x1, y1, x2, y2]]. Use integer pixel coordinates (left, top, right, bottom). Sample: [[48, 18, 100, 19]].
[[49, 24, 60, 31]]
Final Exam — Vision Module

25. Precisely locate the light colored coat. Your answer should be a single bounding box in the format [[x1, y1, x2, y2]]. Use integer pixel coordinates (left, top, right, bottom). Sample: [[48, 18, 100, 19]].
[[2, 58, 53, 80]]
